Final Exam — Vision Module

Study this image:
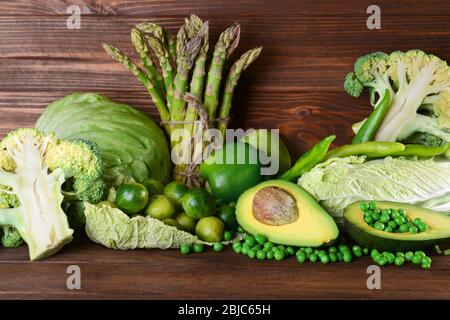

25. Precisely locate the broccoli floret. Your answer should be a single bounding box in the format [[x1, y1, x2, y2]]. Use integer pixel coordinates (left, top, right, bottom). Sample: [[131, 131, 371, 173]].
[[1, 225, 23, 248], [346, 50, 450, 144], [0, 129, 105, 260], [64, 201, 87, 230]]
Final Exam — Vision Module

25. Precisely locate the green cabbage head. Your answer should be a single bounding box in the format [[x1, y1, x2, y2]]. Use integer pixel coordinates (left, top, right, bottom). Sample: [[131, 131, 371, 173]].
[[36, 93, 170, 187]]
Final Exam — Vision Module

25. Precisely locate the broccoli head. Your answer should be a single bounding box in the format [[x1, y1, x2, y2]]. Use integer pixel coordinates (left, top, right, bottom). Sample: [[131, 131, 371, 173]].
[[0, 128, 105, 260], [345, 50, 450, 146]]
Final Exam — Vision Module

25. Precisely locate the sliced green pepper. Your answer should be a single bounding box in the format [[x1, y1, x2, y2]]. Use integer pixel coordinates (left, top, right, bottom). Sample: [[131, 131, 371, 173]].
[[391, 143, 450, 158], [279, 135, 335, 182], [352, 90, 391, 144], [323, 141, 405, 161]]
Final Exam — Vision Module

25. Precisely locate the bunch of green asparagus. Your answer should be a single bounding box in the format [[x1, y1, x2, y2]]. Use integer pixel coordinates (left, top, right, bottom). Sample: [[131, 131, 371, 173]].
[[103, 15, 262, 184]]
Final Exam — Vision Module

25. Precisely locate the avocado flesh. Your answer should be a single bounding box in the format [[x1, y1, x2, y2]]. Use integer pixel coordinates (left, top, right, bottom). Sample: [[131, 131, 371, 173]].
[[344, 201, 450, 251], [236, 180, 339, 247]]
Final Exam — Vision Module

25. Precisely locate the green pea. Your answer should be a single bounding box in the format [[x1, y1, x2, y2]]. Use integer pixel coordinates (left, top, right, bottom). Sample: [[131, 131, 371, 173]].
[[374, 221, 385, 230], [328, 246, 337, 253], [399, 224, 409, 233], [213, 242, 224, 252], [193, 243, 204, 253], [380, 214, 390, 224], [390, 209, 399, 216], [318, 250, 327, 257], [237, 226, 245, 233], [369, 201, 377, 210], [223, 231, 233, 241], [422, 263, 431, 269], [241, 246, 249, 255], [377, 256, 387, 266], [372, 212, 381, 221], [384, 226, 393, 233], [396, 252, 404, 258], [371, 249, 379, 259], [359, 202, 369, 211], [252, 244, 262, 251], [383, 252, 395, 264], [277, 245, 286, 252], [338, 244, 349, 252], [388, 221, 397, 229], [394, 256, 405, 266], [248, 249, 256, 259], [413, 218, 423, 226], [320, 255, 330, 264], [417, 223, 428, 233], [266, 250, 274, 260], [255, 234, 267, 245], [411, 254, 422, 265], [244, 235, 256, 247], [309, 253, 318, 262], [305, 247, 314, 255], [263, 242, 274, 251], [352, 246, 363, 257], [274, 250, 285, 261], [296, 252, 307, 263], [286, 247, 295, 255], [405, 251, 414, 261], [336, 252, 343, 261], [329, 253, 338, 262], [363, 248, 370, 255], [382, 209, 391, 215], [180, 244, 191, 255], [414, 251, 426, 257], [256, 250, 266, 260], [394, 216, 405, 226], [398, 208, 406, 216], [343, 252, 352, 262], [421, 256, 432, 265], [296, 249, 304, 256], [409, 225, 418, 234]]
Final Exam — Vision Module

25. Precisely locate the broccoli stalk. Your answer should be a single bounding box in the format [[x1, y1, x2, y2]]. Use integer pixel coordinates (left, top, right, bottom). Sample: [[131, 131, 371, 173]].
[[0, 129, 105, 260], [345, 50, 450, 145]]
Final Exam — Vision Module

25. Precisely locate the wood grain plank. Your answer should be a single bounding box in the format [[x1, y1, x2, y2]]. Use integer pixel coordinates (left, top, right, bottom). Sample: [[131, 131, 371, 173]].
[[1, 15, 450, 97], [0, 241, 449, 299], [2, 0, 450, 16]]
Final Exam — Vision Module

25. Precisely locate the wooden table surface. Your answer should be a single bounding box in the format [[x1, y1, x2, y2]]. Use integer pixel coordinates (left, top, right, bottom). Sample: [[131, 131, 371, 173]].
[[1, 0, 449, 299]]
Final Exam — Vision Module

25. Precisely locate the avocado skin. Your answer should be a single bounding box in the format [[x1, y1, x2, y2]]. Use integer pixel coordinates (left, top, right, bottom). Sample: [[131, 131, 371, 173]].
[[344, 201, 450, 251]]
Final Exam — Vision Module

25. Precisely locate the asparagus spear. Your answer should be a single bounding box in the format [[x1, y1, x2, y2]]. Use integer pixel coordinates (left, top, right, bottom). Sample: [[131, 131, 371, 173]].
[[102, 43, 170, 127], [185, 14, 203, 39], [204, 24, 241, 119], [146, 35, 175, 103], [130, 28, 165, 97], [164, 29, 177, 63], [170, 36, 202, 125], [218, 47, 262, 139], [184, 21, 209, 136], [176, 25, 188, 67]]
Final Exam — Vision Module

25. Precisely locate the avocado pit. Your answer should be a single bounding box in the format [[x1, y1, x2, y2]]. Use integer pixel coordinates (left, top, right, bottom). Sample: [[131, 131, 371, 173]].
[[252, 186, 298, 226]]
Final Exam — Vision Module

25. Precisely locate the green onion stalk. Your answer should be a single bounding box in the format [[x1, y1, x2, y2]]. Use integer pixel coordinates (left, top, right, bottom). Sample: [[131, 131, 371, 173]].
[[103, 15, 261, 185]]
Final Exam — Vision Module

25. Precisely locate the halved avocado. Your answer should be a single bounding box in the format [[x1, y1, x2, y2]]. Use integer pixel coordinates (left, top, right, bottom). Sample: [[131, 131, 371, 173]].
[[344, 201, 450, 251], [236, 180, 339, 247]]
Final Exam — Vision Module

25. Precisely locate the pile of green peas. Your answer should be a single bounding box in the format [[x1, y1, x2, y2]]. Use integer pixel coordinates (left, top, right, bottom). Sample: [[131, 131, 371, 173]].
[[370, 249, 432, 269], [360, 201, 428, 234], [179, 230, 234, 255]]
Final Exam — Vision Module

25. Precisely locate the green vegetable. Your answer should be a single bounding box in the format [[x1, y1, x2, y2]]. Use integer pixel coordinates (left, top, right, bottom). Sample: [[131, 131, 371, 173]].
[[345, 50, 450, 149], [193, 243, 204, 253], [213, 242, 224, 252], [85, 203, 210, 249], [180, 244, 191, 255], [200, 142, 263, 203], [345, 201, 450, 251], [35, 93, 171, 187], [163, 182, 189, 207], [323, 141, 405, 161], [390, 143, 449, 158], [299, 156, 450, 222], [145, 195, 177, 220], [116, 183, 149, 215], [142, 178, 164, 196], [176, 212, 197, 233], [279, 135, 335, 182], [0, 225, 23, 248], [216, 205, 238, 231], [163, 218, 182, 229], [195, 216, 225, 242], [0, 129, 105, 260], [352, 90, 391, 144], [181, 188, 216, 220]]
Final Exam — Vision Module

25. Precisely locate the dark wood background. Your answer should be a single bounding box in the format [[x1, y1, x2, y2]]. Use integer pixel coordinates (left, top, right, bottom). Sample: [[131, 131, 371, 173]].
[[0, 0, 449, 299]]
